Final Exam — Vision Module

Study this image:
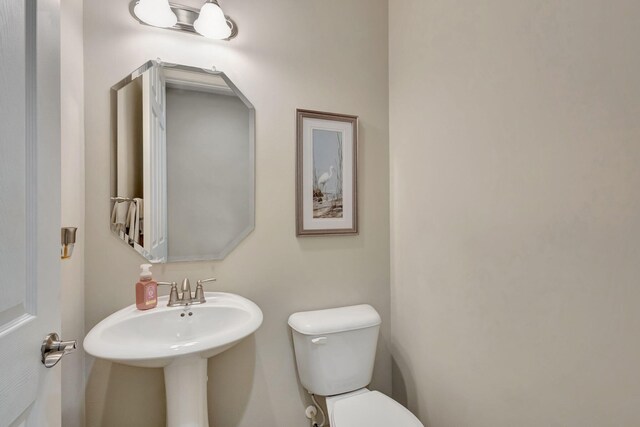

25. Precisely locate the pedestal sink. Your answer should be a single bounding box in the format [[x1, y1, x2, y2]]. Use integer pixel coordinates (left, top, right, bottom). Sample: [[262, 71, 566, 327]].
[[84, 292, 263, 427]]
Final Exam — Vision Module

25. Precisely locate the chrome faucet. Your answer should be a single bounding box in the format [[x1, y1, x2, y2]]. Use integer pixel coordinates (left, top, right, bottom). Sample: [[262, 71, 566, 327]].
[[181, 278, 193, 304], [158, 277, 217, 307]]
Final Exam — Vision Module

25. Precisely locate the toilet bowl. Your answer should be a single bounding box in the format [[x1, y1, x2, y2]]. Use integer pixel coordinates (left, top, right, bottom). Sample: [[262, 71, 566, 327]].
[[288, 304, 423, 427], [326, 388, 422, 427]]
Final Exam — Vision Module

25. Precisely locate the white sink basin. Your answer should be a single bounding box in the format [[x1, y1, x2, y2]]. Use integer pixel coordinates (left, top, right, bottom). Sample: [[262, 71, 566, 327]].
[[84, 292, 262, 368], [84, 292, 263, 427]]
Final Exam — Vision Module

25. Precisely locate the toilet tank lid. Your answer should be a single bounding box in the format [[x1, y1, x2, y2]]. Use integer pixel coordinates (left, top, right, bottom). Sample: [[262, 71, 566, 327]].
[[288, 304, 381, 335]]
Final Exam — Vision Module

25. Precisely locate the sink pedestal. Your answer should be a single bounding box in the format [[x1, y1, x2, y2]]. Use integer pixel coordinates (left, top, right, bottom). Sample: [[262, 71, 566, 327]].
[[164, 356, 209, 427]]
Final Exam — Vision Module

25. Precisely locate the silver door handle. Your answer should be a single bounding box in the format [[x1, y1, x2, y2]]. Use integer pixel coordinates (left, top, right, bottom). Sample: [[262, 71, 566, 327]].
[[41, 332, 76, 368]]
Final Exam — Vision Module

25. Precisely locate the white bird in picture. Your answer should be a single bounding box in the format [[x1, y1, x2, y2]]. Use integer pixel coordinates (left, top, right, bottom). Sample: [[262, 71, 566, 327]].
[[318, 166, 334, 195]]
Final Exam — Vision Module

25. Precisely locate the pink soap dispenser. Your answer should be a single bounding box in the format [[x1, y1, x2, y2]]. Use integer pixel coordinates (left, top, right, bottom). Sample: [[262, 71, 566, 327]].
[[136, 263, 157, 310]]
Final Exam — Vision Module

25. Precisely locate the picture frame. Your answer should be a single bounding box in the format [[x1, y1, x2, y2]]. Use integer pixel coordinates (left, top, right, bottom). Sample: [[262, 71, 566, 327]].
[[296, 109, 358, 236]]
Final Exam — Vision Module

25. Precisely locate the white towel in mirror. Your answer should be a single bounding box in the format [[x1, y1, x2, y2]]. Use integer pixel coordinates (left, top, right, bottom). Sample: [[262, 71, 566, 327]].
[[111, 201, 130, 235], [127, 198, 144, 245]]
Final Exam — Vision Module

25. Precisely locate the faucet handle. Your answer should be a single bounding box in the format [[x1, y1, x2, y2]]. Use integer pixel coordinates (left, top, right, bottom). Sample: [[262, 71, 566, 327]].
[[157, 281, 179, 306], [157, 281, 176, 286], [193, 278, 217, 304]]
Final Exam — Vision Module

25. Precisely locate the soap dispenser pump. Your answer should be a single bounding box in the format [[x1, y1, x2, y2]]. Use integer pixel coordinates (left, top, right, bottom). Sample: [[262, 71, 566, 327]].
[[136, 263, 158, 310]]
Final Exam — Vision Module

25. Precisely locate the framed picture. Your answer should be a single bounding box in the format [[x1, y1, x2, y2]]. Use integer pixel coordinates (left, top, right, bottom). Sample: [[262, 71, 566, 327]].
[[296, 109, 358, 236]]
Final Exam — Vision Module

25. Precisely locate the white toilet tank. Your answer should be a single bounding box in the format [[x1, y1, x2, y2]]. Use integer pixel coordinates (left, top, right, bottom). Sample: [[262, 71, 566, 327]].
[[288, 304, 382, 396]]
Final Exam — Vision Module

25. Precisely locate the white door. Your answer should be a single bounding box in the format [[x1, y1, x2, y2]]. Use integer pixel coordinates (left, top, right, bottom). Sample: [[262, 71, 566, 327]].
[[0, 0, 64, 426], [142, 64, 168, 262]]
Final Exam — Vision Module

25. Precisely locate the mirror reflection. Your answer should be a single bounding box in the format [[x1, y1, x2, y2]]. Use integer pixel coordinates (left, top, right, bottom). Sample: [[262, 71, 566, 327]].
[[111, 61, 255, 263]]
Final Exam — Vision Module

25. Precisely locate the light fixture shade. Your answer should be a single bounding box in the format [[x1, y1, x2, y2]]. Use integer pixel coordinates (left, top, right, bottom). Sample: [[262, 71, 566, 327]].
[[134, 0, 177, 28], [193, 1, 232, 40]]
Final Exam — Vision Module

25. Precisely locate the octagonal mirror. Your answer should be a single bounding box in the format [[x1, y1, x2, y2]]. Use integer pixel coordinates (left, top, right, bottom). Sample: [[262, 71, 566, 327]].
[[110, 61, 255, 262]]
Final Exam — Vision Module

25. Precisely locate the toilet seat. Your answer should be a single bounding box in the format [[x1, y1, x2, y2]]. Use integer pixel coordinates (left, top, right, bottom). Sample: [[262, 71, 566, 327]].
[[330, 390, 423, 427]]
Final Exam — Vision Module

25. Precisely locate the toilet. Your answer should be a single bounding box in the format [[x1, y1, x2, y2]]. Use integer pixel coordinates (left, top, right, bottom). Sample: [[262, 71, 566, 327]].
[[288, 304, 423, 427]]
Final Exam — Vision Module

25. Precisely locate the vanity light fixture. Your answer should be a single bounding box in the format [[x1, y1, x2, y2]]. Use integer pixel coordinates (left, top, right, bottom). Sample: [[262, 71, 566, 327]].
[[130, 0, 237, 40]]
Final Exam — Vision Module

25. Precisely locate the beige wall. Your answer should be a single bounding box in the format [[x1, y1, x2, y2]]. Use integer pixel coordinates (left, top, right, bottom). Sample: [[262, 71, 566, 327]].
[[390, 1, 640, 426], [83, 0, 390, 426], [61, 0, 85, 425]]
